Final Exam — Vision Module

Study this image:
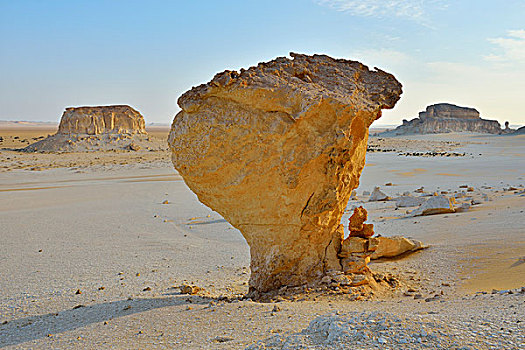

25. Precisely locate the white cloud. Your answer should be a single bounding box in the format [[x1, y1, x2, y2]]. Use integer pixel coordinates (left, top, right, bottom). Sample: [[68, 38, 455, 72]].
[[485, 30, 525, 63], [316, 0, 447, 22]]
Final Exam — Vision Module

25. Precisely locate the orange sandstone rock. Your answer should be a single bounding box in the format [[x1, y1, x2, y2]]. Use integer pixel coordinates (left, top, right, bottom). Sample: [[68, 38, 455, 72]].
[[350, 223, 375, 239], [168, 53, 402, 294], [348, 206, 367, 232], [348, 206, 375, 238]]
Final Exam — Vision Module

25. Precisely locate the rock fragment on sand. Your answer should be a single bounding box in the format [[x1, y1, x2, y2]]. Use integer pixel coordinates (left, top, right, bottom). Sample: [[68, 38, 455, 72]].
[[394, 195, 425, 208], [410, 195, 455, 216], [369, 186, 390, 201], [180, 284, 201, 295], [128, 143, 141, 151], [456, 202, 471, 212], [369, 236, 425, 259], [213, 336, 233, 343], [168, 53, 402, 294]]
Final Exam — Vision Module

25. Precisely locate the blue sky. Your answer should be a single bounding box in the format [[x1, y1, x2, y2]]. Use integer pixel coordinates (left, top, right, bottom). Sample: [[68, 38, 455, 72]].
[[1, 0, 524, 125]]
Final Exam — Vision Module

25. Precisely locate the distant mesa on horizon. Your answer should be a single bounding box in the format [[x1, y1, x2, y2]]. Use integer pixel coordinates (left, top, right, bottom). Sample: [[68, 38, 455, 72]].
[[381, 103, 516, 136], [146, 122, 170, 126], [21, 105, 162, 153], [58, 105, 146, 135]]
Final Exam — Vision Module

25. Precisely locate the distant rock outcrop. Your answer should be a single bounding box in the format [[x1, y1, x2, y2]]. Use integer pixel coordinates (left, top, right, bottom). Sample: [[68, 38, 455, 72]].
[[383, 103, 503, 135], [57, 105, 146, 135], [513, 125, 525, 134], [23, 105, 160, 152], [168, 53, 403, 295]]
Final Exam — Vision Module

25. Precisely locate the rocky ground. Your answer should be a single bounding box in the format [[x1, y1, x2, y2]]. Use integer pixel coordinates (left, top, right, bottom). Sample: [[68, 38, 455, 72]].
[[249, 293, 525, 349], [367, 137, 466, 157], [0, 126, 170, 172], [0, 129, 524, 349]]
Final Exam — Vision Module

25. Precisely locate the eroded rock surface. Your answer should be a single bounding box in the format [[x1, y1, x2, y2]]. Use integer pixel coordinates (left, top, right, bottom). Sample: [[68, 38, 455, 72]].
[[22, 105, 160, 152], [383, 103, 503, 135], [168, 53, 402, 294], [58, 105, 146, 135]]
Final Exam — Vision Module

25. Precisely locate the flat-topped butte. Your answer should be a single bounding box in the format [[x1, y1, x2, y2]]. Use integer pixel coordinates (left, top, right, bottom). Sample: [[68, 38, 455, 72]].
[[384, 103, 504, 135], [57, 105, 146, 135], [21, 105, 160, 153]]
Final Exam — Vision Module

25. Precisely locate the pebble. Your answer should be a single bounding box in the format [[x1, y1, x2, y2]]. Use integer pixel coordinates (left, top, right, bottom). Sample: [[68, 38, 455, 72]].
[[213, 336, 233, 343]]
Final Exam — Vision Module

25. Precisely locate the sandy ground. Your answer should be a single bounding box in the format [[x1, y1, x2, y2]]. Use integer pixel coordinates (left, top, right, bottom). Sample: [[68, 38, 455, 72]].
[[0, 126, 170, 171], [0, 127, 524, 349]]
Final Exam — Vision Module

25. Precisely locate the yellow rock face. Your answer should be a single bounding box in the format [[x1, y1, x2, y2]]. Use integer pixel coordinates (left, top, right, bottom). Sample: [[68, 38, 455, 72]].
[[370, 236, 425, 259], [168, 53, 402, 294], [57, 105, 146, 135]]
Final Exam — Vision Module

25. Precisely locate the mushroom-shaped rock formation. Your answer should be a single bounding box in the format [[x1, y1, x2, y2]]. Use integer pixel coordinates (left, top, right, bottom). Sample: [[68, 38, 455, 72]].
[[168, 53, 402, 295]]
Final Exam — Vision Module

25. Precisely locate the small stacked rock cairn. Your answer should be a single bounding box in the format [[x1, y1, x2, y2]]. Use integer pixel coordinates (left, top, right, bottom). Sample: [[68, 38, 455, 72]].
[[337, 206, 424, 288]]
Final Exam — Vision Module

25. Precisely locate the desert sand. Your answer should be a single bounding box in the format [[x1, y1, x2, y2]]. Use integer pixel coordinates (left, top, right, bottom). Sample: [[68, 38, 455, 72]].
[[0, 125, 524, 349]]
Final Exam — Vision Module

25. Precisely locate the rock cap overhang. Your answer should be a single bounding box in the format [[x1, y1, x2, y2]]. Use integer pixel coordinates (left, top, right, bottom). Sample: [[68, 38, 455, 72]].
[[177, 52, 402, 124]]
